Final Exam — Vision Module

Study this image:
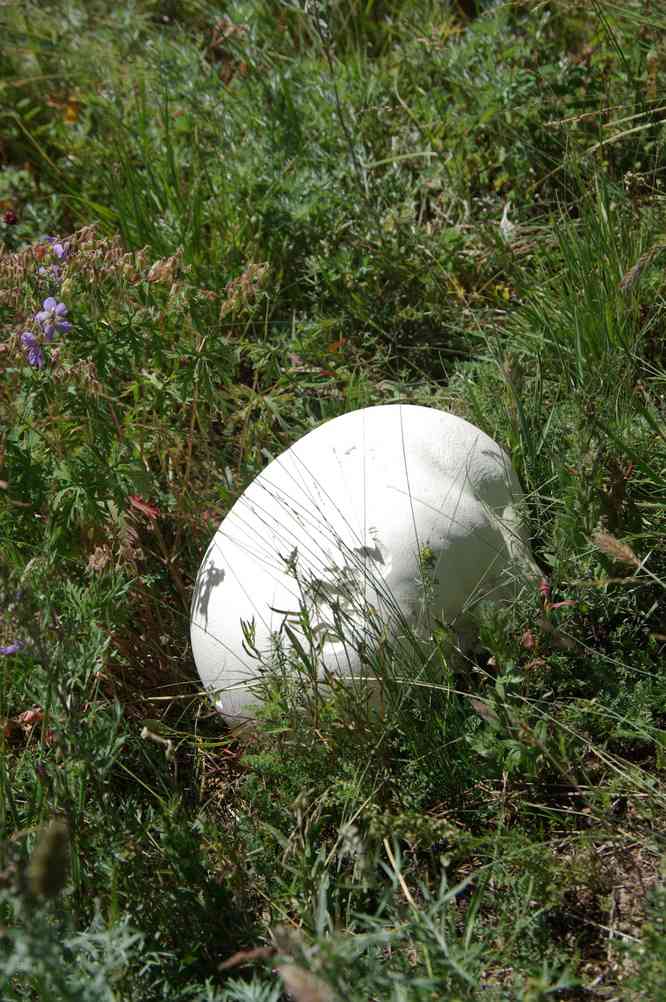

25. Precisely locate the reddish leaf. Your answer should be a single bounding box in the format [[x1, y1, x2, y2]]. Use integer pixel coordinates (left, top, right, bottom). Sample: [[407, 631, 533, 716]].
[[128, 495, 160, 520], [16, 707, 44, 727]]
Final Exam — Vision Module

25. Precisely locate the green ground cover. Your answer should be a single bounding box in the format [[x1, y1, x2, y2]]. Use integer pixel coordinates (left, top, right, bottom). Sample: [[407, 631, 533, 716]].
[[1, 1, 665, 998]]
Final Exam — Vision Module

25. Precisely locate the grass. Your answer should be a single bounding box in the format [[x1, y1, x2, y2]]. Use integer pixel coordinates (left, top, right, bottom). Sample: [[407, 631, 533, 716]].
[[0, 0, 665, 998]]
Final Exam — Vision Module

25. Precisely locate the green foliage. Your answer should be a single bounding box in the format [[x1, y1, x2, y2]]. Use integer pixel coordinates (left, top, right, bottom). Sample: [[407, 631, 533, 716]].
[[1, 0, 665, 998], [624, 884, 666, 999]]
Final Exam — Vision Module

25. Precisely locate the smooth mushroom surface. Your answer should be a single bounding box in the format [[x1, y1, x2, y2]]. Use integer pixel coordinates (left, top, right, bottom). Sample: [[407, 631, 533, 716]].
[[190, 404, 538, 727]]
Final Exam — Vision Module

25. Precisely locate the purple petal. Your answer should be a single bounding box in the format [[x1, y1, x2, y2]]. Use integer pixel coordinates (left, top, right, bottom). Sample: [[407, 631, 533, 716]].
[[53, 243, 69, 260], [56, 320, 72, 334], [22, 333, 44, 365], [35, 310, 49, 325], [42, 324, 55, 340], [27, 346, 45, 367], [42, 296, 57, 310], [0, 641, 23, 655], [54, 302, 67, 317]]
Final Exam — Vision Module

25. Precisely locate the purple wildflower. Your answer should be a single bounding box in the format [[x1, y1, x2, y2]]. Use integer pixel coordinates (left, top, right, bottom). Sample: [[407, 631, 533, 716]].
[[21, 332, 45, 368], [38, 264, 62, 284], [35, 297, 71, 340], [0, 641, 24, 655], [40, 236, 69, 259]]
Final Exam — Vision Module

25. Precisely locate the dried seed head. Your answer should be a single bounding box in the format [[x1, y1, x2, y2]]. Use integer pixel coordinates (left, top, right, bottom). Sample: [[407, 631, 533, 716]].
[[592, 531, 640, 568], [277, 965, 337, 1002], [87, 544, 112, 574], [27, 818, 70, 899], [146, 250, 183, 285], [619, 243, 666, 294]]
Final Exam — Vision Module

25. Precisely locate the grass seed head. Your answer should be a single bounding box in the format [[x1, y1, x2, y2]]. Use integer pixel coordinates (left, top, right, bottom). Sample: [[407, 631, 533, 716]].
[[27, 818, 70, 900], [592, 531, 640, 568]]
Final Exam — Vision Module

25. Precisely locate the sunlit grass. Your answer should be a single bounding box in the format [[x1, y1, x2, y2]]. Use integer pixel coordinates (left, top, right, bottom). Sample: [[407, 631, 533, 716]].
[[1, 0, 665, 999]]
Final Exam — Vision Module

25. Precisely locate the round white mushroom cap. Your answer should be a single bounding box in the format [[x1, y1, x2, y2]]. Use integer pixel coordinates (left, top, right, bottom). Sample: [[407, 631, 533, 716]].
[[190, 404, 538, 727]]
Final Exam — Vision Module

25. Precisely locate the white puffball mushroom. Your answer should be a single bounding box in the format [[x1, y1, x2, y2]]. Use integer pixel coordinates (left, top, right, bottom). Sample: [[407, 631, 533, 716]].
[[190, 404, 539, 728]]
